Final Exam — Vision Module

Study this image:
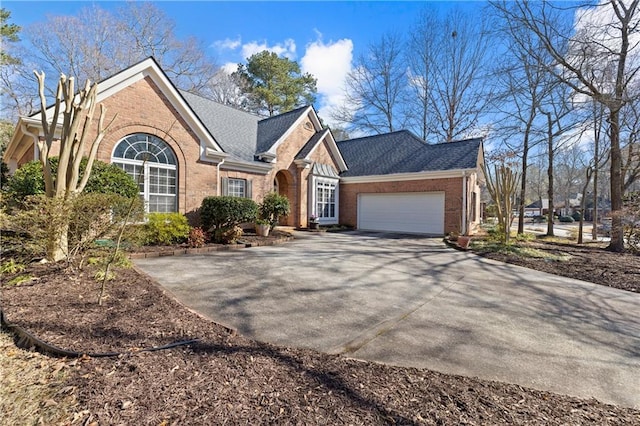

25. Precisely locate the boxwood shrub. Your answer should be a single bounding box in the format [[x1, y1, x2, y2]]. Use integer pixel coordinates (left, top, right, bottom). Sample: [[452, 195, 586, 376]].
[[200, 196, 258, 232]]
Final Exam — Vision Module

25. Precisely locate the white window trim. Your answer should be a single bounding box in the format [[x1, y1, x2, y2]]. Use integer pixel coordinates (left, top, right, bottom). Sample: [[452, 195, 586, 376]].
[[309, 175, 339, 225], [112, 156, 177, 213], [227, 178, 246, 198]]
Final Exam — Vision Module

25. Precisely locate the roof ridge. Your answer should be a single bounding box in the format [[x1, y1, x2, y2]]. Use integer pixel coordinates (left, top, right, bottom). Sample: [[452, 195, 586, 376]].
[[258, 105, 310, 123], [432, 137, 483, 146], [179, 90, 262, 119], [337, 129, 411, 144]]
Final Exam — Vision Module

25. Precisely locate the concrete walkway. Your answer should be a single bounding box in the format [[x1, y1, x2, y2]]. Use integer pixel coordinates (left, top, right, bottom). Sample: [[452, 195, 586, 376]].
[[134, 231, 640, 408]]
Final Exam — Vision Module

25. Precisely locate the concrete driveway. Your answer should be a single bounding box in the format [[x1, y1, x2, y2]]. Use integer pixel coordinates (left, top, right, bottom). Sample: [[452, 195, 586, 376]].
[[134, 231, 640, 408]]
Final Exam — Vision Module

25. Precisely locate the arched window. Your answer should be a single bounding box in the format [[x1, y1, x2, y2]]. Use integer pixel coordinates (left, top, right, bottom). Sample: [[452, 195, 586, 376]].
[[112, 134, 177, 213]]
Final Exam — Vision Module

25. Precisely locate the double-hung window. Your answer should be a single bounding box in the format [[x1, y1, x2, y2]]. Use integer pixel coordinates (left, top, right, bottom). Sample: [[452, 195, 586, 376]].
[[221, 177, 252, 198]]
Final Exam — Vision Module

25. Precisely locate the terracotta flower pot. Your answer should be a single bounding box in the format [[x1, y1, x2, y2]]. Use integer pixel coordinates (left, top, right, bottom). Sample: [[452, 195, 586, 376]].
[[457, 235, 472, 249]]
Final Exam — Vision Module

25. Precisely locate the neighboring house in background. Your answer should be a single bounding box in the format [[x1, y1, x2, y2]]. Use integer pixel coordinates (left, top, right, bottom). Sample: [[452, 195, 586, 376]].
[[524, 199, 549, 217], [4, 57, 484, 235]]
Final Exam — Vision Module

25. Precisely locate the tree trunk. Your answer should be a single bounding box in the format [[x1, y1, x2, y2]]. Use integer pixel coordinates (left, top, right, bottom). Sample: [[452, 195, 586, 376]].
[[592, 126, 599, 241], [47, 216, 69, 262], [607, 108, 625, 252], [517, 121, 532, 235], [546, 114, 554, 236], [578, 167, 592, 245]]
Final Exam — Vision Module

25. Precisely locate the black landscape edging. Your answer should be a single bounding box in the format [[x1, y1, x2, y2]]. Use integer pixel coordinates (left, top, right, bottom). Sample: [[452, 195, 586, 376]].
[[0, 307, 199, 358]]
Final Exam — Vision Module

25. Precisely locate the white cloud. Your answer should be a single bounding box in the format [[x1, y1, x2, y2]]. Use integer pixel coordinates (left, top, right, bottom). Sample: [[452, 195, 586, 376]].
[[222, 62, 238, 74], [300, 37, 354, 128], [241, 38, 297, 60], [213, 37, 242, 50]]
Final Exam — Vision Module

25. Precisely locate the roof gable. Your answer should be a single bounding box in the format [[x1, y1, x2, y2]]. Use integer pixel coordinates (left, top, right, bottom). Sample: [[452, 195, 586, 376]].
[[30, 57, 226, 160], [256, 106, 312, 154]]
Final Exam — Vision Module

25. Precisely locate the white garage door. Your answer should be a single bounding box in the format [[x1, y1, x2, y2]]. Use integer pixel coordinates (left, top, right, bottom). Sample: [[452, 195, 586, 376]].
[[357, 192, 445, 235]]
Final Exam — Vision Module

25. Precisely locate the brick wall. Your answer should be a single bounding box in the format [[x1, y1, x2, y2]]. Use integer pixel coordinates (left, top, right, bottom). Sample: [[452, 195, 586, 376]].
[[96, 77, 219, 216], [339, 177, 465, 235]]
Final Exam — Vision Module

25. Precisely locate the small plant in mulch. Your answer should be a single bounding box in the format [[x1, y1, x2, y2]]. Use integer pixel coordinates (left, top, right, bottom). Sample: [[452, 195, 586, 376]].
[[187, 227, 207, 248]]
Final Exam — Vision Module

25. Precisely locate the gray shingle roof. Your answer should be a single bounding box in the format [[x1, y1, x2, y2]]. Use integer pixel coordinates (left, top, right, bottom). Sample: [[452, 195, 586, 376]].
[[337, 131, 482, 177], [295, 129, 329, 160], [179, 91, 260, 162], [256, 106, 310, 153]]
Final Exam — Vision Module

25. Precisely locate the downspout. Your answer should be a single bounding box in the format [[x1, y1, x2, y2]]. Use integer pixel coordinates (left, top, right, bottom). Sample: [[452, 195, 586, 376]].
[[462, 171, 467, 235], [216, 158, 225, 196]]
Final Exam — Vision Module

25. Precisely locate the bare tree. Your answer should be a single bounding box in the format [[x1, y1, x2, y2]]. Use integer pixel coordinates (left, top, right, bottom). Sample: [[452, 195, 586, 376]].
[[202, 69, 254, 110], [620, 94, 640, 191], [34, 72, 116, 261], [492, 0, 640, 251], [9, 3, 217, 117], [334, 32, 406, 134], [491, 22, 552, 234], [405, 8, 438, 141], [427, 8, 492, 143]]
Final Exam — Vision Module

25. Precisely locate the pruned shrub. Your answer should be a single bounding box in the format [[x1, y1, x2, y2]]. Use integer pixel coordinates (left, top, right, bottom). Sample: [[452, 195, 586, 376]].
[[259, 192, 290, 229], [559, 215, 574, 223], [571, 212, 582, 221], [200, 196, 258, 232], [188, 227, 207, 248], [144, 212, 190, 245]]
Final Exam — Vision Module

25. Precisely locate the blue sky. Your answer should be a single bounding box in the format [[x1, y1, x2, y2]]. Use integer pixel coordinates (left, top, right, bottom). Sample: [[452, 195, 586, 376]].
[[4, 1, 485, 125]]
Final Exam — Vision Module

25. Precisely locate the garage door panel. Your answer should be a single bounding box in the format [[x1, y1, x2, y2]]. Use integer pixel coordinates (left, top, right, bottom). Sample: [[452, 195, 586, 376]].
[[358, 192, 444, 235]]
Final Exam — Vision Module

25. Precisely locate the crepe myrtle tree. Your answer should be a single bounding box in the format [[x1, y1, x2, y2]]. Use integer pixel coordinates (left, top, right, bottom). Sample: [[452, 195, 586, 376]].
[[34, 71, 117, 262], [483, 152, 521, 244]]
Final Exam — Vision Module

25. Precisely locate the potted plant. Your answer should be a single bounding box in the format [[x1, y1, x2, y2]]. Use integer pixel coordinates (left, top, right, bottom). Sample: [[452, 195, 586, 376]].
[[255, 218, 271, 237], [309, 215, 319, 230]]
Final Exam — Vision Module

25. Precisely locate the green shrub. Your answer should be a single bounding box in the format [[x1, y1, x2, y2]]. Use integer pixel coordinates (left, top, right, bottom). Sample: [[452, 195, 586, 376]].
[[2, 158, 138, 208], [571, 212, 582, 221], [81, 160, 139, 198], [200, 196, 258, 232], [144, 212, 190, 245], [559, 215, 574, 223], [2, 161, 45, 201], [259, 192, 290, 229]]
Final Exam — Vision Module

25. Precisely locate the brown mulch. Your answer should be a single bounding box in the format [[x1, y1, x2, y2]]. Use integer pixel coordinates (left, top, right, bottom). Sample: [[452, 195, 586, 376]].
[[1, 239, 640, 424], [472, 240, 640, 293]]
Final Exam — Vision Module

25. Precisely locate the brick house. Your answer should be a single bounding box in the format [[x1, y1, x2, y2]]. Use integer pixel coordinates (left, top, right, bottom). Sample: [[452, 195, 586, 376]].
[[4, 57, 484, 235]]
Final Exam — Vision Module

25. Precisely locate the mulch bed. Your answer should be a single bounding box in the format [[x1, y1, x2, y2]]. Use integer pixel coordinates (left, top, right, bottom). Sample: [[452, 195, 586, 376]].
[[128, 230, 294, 258], [2, 254, 640, 424], [472, 240, 640, 293]]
